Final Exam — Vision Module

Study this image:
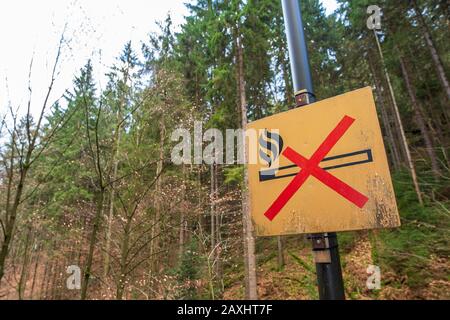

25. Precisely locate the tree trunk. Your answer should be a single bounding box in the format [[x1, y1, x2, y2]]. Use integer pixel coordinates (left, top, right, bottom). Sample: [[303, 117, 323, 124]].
[[178, 212, 186, 259], [412, 0, 450, 101], [103, 112, 123, 278], [50, 262, 58, 299], [51, 262, 62, 299], [148, 118, 165, 294], [18, 227, 32, 299], [179, 165, 187, 260], [29, 246, 40, 299], [210, 164, 216, 254], [116, 216, 131, 300], [405, 45, 446, 146], [215, 166, 224, 294], [81, 189, 105, 299], [277, 236, 285, 269], [368, 54, 401, 170], [39, 261, 48, 299], [373, 30, 423, 205], [0, 167, 30, 284], [44, 262, 54, 300], [398, 54, 442, 178], [54, 262, 64, 299], [235, 30, 258, 300]]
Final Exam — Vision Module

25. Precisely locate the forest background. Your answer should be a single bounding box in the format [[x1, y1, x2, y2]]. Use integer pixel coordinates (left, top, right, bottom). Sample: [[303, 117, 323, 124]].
[[0, 0, 449, 300]]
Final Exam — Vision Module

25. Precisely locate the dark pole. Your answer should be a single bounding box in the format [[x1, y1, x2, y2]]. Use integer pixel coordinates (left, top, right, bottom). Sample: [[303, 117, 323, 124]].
[[281, 0, 314, 100], [281, 0, 345, 300]]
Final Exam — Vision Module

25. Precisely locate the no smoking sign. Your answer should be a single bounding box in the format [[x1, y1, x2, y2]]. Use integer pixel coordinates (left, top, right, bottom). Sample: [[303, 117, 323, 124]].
[[247, 87, 400, 236]]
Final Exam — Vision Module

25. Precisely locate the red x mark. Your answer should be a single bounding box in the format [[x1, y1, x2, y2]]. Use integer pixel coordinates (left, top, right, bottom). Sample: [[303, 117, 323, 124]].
[[264, 115, 369, 221]]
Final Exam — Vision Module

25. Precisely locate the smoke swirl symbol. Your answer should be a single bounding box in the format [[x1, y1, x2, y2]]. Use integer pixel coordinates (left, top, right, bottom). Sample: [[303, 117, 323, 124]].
[[259, 129, 284, 167]]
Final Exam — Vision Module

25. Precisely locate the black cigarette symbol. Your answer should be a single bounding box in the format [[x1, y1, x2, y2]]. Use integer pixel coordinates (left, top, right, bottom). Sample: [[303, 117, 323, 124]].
[[259, 149, 373, 182]]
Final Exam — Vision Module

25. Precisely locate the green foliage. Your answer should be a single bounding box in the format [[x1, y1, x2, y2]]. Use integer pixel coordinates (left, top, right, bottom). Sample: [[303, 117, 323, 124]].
[[287, 251, 316, 274], [223, 166, 244, 185], [176, 238, 202, 299], [375, 172, 450, 288], [337, 231, 359, 252]]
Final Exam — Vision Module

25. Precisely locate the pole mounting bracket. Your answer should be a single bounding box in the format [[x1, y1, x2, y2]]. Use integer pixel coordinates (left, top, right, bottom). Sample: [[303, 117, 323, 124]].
[[295, 89, 316, 107]]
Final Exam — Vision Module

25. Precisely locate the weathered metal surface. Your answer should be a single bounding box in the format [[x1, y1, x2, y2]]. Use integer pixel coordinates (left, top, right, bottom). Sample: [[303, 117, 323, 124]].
[[247, 87, 401, 236]]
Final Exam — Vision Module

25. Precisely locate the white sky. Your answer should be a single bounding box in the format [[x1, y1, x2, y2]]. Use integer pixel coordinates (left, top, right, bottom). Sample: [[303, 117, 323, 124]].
[[0, 0, 338, 119]]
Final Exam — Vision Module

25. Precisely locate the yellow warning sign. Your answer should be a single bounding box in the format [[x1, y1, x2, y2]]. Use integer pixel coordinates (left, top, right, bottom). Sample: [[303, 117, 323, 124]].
[[246, 87, 400, 236]]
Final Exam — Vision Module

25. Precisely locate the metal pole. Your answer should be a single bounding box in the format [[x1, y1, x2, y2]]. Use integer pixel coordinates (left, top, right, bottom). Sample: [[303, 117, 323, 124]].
[[281, 0, 345, 300], [281, 0, 314, 98]]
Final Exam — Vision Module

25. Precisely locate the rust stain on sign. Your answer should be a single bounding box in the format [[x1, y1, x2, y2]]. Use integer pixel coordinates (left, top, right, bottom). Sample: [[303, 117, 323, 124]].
[[247, 87, 401, 236]]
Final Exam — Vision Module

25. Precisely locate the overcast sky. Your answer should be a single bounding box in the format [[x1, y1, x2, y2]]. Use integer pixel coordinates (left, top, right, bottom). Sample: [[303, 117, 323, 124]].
[[0, 0, 338, 118]]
